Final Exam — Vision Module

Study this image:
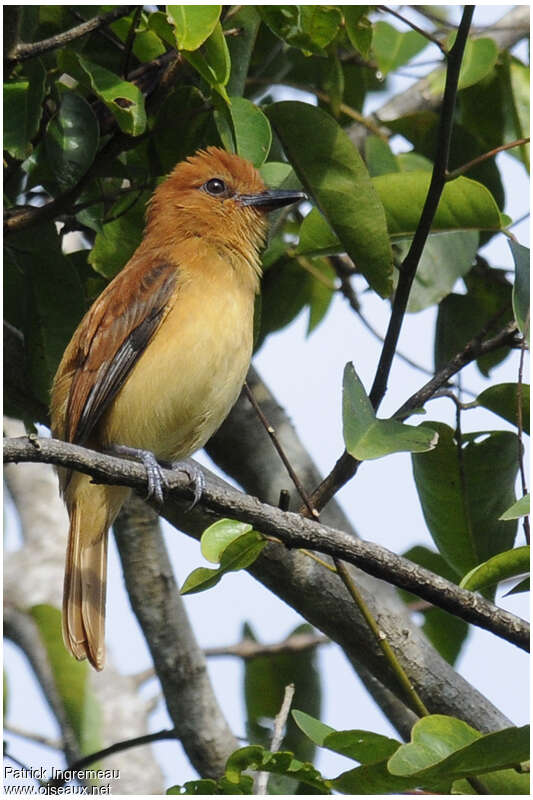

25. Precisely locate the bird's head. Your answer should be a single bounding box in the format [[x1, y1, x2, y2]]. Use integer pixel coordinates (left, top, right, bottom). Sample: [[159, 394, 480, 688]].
[[146, 147, 305, 262]]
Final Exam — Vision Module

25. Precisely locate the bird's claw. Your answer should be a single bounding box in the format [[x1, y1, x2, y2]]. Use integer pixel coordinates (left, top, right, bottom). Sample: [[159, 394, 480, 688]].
[[107, 444, 166, 506], [170, 461, 205, 511]]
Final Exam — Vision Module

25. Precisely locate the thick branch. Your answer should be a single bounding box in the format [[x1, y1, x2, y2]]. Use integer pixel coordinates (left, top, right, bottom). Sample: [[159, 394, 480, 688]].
[[4, 435, 529, 653]]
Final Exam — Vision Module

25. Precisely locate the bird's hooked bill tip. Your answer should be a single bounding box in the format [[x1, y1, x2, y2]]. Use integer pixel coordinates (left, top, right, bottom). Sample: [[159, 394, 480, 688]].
[[237, 189, 308, 210]]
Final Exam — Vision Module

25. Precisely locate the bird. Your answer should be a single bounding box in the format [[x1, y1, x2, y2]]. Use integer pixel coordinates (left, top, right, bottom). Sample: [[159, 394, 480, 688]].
[[50, 146, 305, 670]]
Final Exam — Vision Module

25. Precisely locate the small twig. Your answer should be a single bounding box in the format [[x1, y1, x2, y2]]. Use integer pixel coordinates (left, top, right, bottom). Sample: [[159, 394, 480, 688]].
[[4, 725, 62, 751], [48, 728, 179, 788], [248, 77, 387, 138], [334, 559, 429, 717], [253, 684, 295, 794], [244, 382, 319, 519], [6, 6, 135, 64], [121, 6, 142, 79], [206, 633, 330, 659], [446, 137, 531, 181], [377, 5, 447, 54]]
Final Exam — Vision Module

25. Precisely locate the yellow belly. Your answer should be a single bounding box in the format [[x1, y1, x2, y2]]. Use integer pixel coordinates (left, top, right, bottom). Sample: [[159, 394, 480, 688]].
[[99, 257, 255, 461]]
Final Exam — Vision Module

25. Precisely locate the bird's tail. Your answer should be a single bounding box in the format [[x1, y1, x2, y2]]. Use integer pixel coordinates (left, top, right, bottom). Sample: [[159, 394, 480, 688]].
[[62, 474, 129, 670]]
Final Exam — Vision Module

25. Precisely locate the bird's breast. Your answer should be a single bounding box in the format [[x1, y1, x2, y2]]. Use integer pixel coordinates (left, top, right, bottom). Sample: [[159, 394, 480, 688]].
[[98, 253, 257, 461]]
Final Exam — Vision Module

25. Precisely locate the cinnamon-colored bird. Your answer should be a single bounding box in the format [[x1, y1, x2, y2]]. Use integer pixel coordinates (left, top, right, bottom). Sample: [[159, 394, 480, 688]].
[[51, 147, 304, 670]]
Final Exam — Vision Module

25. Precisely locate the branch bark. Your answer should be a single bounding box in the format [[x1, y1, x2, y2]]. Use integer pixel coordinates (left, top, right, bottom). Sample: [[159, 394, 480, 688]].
[[5, 6, 136, 64]]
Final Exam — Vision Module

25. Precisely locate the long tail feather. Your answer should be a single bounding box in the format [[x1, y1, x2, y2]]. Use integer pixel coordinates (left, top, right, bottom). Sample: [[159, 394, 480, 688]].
[[62, 476, 128, 670]]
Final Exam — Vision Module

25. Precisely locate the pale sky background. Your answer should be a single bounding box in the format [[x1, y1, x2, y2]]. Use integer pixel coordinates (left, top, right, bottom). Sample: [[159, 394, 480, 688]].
[[4, 4, 530, 792]]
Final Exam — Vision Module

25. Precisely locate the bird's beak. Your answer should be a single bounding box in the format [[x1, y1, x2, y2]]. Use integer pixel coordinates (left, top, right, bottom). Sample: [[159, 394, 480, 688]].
[[237, 189, 307, 210]]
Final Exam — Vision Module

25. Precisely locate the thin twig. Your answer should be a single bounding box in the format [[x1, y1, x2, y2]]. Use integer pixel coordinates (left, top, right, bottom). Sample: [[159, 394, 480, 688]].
[[335, 560, 429, 717], [377, 5, 447, 54], [48, 729, 179, 788], [6, 6, 135, 63], [244, 382, 319, 519], [446, 137, 531, 181], [4, 725, 62, 751], [121, 6, 142, 79], [253, 684, 295, 794]]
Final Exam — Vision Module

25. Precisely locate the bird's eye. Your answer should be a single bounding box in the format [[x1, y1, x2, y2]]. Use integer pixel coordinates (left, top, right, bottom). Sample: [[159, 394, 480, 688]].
[[204, 178, 227, 196]]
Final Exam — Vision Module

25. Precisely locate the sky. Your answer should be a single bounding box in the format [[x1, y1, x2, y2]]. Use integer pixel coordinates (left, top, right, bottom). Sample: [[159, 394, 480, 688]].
[[3, 4, 530, 794]]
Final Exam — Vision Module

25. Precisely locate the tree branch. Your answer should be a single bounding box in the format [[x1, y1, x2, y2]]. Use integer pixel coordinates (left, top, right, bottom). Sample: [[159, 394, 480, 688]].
[[113, 495, 238, 778], [6, 6, 136, 64], [4, 435, 529, 653]]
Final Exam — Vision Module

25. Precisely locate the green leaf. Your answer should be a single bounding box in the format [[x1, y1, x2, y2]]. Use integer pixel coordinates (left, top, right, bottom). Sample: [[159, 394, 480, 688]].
[[372, 21, 429, 76], [153, 86, 211, 174], [183, 22, 231, 102], [412, 423, 519, 578], [200, 518, 253, 563], [477, 383, 530, 435], [297, 208, 341, 258], [59, 51, 146, 136], [225, 6, 260, 97], [509, 241, 530, 342], [388, 112, 504, 211], [435, 267, 513, 375], [224, 96, 272, 166], [342, 7, 373, 58], [453, 768, 530, 795], [167, 5, 221, 50], [501, 56, 530, 170], [258, 6, 342, 54], [3, 59, 46, 160], [388, 716, 530, 782], [267, 101, 393, 297], [343, 363, 438, 460], [460, 546, 530, 593], [500, 494, 530, 521], [401, 546, 468, 665], [333, 761, 433, 794], [430, 38, 499, 94], [292, 710, 335, 747], [307, 257, 336, 334], [225, 745, 331, 793], [181, 531, 266, 595], [30, 605, 102, 754], [398, 231, 479, 313], [364, 136, 399, 177], [373, 172, 502, 237], [324, 730, 400, 764], [5, 223, 86, 406], [88, 192, 149, 279], [44, 92, 98, 190], [180, 566, 222, 595]]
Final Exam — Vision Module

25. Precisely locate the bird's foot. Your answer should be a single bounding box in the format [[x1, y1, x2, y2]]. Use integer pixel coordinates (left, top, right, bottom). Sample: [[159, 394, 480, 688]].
[[107, 444, 166, 506], [169, 460, 205, 511]]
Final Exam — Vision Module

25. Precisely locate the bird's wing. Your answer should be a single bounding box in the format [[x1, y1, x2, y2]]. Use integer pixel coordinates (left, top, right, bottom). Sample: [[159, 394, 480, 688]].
[[65, 258, 178, 444]]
